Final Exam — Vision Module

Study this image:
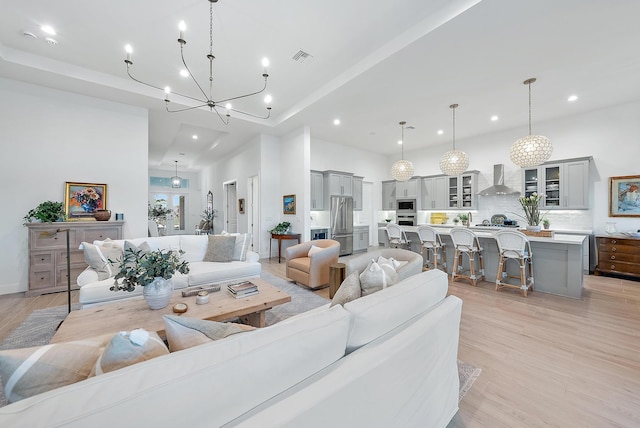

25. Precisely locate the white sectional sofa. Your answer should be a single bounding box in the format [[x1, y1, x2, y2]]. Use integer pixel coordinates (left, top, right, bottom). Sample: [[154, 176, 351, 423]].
[[0, 269, 461, 428], [77, 234, 261, 307]]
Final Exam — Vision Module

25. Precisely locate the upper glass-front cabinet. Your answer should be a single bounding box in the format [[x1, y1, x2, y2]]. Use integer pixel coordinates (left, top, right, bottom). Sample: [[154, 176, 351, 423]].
[[522, 158, 590, 210], [447, 171, 478, 209]]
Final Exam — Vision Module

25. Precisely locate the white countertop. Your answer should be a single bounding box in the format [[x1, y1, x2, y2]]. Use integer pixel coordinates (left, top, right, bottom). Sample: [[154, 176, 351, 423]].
[[397, 225, 586, 245]]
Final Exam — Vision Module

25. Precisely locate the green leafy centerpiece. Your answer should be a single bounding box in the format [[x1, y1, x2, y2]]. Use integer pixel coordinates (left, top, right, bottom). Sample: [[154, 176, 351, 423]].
[[269, 222, 291, 235], [23, 201, 66, 223], [516, 193, 546, 231], [111, 248, 190, 309]]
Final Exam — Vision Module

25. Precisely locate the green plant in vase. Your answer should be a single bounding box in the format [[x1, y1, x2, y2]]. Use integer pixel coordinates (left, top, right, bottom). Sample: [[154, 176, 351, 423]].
[[542, 218, 550, 229], [513, 193, 548, 230]]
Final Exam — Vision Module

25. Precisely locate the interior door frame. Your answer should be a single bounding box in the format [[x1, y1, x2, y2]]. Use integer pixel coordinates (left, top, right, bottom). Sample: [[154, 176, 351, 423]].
[[223, 180, 237, 233]]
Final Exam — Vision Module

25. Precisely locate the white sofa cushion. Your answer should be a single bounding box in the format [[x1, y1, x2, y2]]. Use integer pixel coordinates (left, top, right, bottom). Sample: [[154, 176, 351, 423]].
[[221, 231, 252, 261], [0, 305, 352, 428], [343, 269, 448, 353], [186, 261, 260, 286], [178, 235, 208, 262]]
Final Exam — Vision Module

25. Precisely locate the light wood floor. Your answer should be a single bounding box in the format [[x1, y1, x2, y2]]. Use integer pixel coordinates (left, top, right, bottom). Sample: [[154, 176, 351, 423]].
[[2, 254, 639, 427]]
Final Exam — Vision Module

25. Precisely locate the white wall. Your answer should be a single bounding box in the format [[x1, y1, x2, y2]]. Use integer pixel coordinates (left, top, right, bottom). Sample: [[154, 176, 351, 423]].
[[0, 78, 148, 295], [280, 127, 310, 241]]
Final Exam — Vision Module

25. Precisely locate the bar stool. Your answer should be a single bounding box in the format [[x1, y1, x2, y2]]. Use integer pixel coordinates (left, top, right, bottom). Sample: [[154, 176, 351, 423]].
[[386, 223, 411, 250], [416, 225, 447, 273], [450, 227, 485, 286], [494, 230, 534, 297]]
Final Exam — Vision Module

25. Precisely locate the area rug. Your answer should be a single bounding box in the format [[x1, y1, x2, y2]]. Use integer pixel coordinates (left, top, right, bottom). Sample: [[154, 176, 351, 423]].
[[0, 273, 480, 407]]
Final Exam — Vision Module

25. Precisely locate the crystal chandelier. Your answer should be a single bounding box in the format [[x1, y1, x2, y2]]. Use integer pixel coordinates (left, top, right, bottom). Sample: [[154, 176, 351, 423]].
[[123, 0, 272, 125], [391, 121, 414, 182], [171, 161, 182, 188], [510, 78, 552, 167], [439, 104, 469, 176]]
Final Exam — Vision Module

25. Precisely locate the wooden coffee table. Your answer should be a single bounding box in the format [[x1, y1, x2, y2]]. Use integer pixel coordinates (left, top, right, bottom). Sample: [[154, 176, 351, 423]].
[[50, 278, 291, 344]]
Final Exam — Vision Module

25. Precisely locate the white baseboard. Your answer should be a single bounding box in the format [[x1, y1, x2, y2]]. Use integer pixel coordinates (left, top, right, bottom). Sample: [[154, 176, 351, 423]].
[[0, 282, 27, 296]]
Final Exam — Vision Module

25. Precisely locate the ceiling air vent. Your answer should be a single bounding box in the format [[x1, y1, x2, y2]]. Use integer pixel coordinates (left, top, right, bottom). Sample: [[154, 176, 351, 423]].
[[292, 49, 314, 63]]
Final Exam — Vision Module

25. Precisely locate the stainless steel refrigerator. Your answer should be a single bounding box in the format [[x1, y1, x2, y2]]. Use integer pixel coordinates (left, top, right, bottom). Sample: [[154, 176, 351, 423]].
[[330, 195, 353, 256]]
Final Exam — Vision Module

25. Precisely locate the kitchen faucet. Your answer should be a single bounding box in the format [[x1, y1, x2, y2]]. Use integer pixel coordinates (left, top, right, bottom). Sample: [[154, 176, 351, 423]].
[[468, 212, 472, 224]]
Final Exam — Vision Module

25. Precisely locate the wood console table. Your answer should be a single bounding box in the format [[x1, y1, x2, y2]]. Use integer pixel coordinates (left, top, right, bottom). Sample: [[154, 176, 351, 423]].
[[270, 233, 301, 263]]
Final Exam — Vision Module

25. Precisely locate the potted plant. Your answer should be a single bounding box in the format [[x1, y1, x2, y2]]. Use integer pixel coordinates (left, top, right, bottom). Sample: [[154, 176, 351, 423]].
[[457, 213, 469, 227], [110, 248, 190, 309], [514, 193, 547, 231], [200, 209, 217, 233], [542, 218, 550, 229], [269, 222, 291, 235], [23, 201, 66, 224]]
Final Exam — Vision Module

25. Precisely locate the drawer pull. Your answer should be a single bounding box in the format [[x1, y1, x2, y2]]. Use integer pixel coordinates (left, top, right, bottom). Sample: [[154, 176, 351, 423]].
[[40, 277, 44, 280], [40, 258, 45, 261], [611, 240, 617, 244], [610, 255, 615, 260], [612, 247, 616, 252], [610, 265, 615, 270]]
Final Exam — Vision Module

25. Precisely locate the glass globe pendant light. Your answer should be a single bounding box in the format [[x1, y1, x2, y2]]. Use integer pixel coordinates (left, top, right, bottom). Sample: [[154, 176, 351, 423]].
[[439, 104, 469, 176], [510, 78, 552, 168], [391, 121, 414, 182], [171, 160, 182, 188]]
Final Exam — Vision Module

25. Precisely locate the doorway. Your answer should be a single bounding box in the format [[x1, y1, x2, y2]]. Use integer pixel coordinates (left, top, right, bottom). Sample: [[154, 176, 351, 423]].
[[224, 181, 237, 233], [150, 192, 187, 235]]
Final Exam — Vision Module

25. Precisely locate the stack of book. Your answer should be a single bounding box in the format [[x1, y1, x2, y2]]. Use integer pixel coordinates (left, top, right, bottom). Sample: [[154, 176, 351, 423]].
[[227, 281, 259, 298]]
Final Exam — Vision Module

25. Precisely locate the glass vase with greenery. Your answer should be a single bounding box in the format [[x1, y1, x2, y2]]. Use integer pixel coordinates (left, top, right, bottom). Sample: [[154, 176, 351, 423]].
[[110, 248, 190, 292], [516, 193, 546, 226]]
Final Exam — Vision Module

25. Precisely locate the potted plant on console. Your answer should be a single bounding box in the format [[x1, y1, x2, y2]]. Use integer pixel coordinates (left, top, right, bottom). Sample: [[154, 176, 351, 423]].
[[23, 200, 66, 224], [110, 248, 190, 309], [269, 222, 291, 235]]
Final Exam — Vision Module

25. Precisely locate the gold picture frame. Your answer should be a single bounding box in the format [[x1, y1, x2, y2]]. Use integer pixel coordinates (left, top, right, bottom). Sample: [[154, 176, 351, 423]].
[[65, 182, 107, 219], [609, 175, 640, 217]]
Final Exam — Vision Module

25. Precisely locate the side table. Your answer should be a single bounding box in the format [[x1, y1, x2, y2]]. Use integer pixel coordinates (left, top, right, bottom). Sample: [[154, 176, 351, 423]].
[[270, 233, 301, 263], [329, 262, 346, 299]]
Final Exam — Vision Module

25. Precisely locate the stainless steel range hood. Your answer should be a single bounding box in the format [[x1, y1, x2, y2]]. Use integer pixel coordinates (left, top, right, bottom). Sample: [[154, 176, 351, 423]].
[[478, 164, 520, 196]]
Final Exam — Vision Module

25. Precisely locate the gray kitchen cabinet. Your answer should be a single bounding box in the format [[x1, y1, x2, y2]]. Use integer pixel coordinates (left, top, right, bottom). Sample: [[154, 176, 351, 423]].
[[446, 171, 479, 209], [381, 180, 397, 210], [421, 175, 448, 210], [310, 170, 324, 210], [353, 176, 363, 211], [396, 179, 418, 199], [353, 226, 370, 253], [325, 171, 353, 197], [522, 158, 590, 209]]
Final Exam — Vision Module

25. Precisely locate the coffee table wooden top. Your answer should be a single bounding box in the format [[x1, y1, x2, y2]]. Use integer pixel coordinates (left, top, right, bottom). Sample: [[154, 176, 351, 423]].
[[50, 278, 291, 344]]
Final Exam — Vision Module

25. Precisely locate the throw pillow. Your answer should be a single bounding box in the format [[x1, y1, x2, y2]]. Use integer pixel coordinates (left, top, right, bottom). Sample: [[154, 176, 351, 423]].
[[163, 315, 256, 352], [377, 255, 409, 271], [359, 260, 398, 296], [221, 231, 251, 261], [123, 240, 151, 268], [307, 245, 324, 256], [81, 242, 122, 280], [330, 271, 362, 307], [90, 329, 169, 376], [204, 235, 236, 263], [0, 334, 113, 403]]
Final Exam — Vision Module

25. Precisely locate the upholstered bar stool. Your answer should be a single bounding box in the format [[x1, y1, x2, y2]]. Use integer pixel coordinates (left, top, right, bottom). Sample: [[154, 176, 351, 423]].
[[386, 223, 411, 250], [494, 230, 534, 297], [416, 225, 447, 273], [450, 227, 485, 286]]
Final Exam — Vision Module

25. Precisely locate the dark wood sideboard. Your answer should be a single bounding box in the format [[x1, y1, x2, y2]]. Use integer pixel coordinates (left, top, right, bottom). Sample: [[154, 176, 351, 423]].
[[26, 221, 124, 296], [595, 234, 640, 280]]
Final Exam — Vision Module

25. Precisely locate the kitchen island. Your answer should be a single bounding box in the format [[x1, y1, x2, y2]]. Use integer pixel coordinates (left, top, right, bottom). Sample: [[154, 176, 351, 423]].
[[380, 225, 586, 298]]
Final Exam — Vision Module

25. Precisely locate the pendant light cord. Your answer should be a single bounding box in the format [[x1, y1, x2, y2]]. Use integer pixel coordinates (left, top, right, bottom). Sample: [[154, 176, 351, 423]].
[[450, 104, 458, 150]]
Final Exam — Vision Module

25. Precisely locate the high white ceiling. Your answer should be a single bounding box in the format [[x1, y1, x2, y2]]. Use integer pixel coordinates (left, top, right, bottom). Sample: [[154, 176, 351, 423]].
[[1, 0, 639, 173]]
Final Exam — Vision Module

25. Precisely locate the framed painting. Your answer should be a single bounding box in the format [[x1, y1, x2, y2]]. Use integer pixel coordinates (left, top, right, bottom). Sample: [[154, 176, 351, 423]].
[[65, 182, 107, 219], [609, 175, 640, 217], [283, 194, 296, 215], [238, 198, 245, 214]]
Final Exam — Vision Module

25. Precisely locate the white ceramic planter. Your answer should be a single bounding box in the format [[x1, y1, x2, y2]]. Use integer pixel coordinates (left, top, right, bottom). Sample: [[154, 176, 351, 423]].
[[143, 277, 174, 310]]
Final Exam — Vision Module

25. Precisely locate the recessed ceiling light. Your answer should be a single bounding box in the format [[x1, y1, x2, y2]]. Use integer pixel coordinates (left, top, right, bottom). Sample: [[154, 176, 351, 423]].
[[397, 140, 403, 145], [437, 130, 444, 135], [490, 115, 499, 121], [192, 134, 198, 140], [180, 69, 189, 77], [333, 119, 340, 125], [568, 95, 578, 102], [40, 25, 56, 35], [45, 37, 58, 45]]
